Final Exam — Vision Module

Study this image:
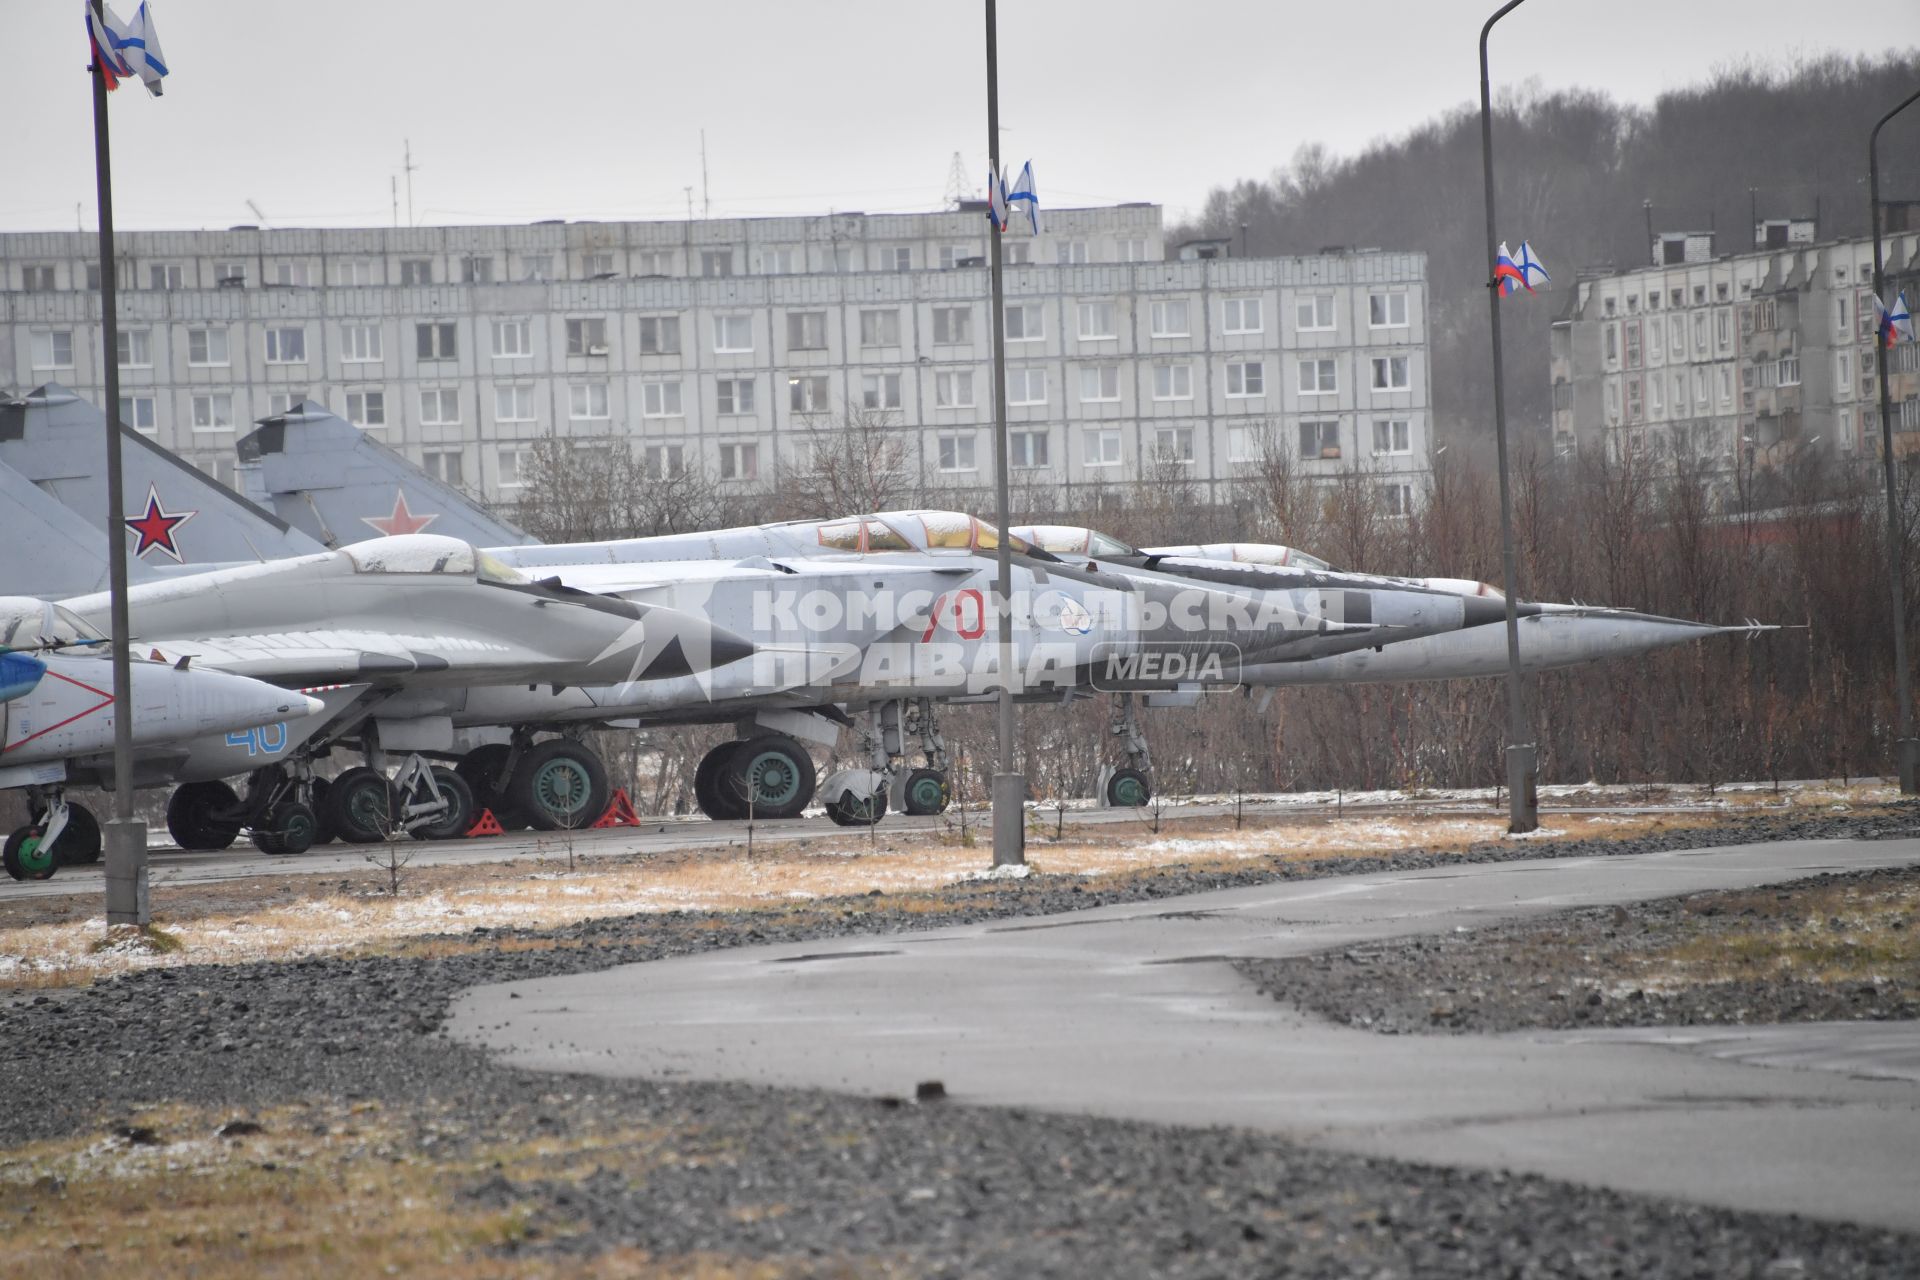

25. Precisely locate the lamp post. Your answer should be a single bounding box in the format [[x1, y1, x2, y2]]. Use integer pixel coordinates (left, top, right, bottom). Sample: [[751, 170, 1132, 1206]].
[[1869, 86, 1920, 794], [1477, 0, 1538, 833], [984, 0, 1025, 865]]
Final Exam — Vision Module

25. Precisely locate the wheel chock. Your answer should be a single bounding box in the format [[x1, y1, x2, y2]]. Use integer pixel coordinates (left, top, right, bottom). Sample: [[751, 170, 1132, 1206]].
[[590, 789, 641, 829], [465, 808, 506, 838]]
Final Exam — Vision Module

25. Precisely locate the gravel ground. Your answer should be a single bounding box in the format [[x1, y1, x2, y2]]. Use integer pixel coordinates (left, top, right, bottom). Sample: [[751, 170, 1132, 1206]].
[[2, 804, 1917, 1276], [1238, 863, 1920, 1037]]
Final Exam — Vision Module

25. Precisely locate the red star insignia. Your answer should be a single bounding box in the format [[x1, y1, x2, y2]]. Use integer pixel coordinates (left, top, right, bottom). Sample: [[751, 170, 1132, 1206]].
[[362, 490, 438, 537], [124, 483, 197, 562]]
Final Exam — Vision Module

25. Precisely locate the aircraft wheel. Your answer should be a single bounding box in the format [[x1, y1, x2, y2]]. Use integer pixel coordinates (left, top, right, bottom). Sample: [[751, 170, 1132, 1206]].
[[410, 767, 475, 841], [55, 803, 103, 865], [1105, 767, 1152, 808], [902, 769, 951, 817], [694, 743, 743, 821], [3, 826, 58, 881], [251, 801, 318, 856], [457, 744, 531, 831], [326, 767, 397, 844], [824, 787, 887, 828], [166, 781, 243, 851], [307, 778, 336, 845], [508, 740, 609, 832], [723, 736, 816, 820]]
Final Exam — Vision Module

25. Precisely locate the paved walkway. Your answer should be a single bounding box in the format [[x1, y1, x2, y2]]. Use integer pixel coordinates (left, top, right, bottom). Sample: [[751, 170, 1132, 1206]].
[[448, 838, 1920, 1233]]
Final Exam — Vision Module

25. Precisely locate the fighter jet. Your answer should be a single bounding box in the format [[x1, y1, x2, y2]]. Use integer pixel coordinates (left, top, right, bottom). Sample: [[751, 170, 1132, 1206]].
[[46, 534, 753, 852], [1, 606, 324, 879]]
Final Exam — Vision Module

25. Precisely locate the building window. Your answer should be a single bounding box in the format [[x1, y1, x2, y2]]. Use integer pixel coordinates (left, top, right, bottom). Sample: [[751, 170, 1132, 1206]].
[[1382, 482, 1414, 517], [566, 317, 608, 356], [341, 324, 382, 363], [518, 253, 554, 281], [713, 314, 753, 353], [933, 307, 973, 345], [1228, 361, 1267, 397], [1626, 378, 1642, 422], [1151, 299, 1190, 337], [1154, 426, 1195, 463], [118, 395, 157, 434], [270, 261, 310, 287], [1604, 325, 1618, 364], [1004, 242, 1030, 265], [419, 388, 460, 425], [21, 264, 56, 292], [1648, 319, 1664, 361], [1120, 237, 1150, 263], [786, 311, 828, 351], [937, 433, 978, 472], [492, 318, 532, 358], [1694, 366, 1710, 405], [860, 371, 901, 411], [765, 247, 801, 274], [339, 259, 374, 286], [938, 245, 974, 269], [399, 258, 433, 286], [788, 374, 830, 413], [640, 380, 683, 417], [461, 256, 493, 284], [416, 322, 457, 361], [638, 315, 680, 355], [873, 246, 912, 271], [1298, 420, 1340, 460], [1295, 295, 1335, 331], [645, 444, 687, 479], [1009, 367, 1047, 405], [149, 263, 184, 290], [569, 382, 610, 419], [696, 249, 732, 278], [1715, 310, 1731, 351], [1223, 297, 1263, 334], [861, 309, 902, 346], [1836, 351, 1853, 396], [267, 393, 297, 417], [494, 384, 535, 422], [423, 449, 464, 486], [1371, 418, 1410, 455], [1840, 408, 1855, 451], [1010, 430, 1049, 468], [265, 327, 307, 363], [581, 251, 616, 278], [1004, 303, 1043, 342], [346, 390, 385, 428], [717, 377, 756, 414], [215, 261, 247, 286], [1624, 320, 1642, 368], [1228, 425, 1266, 463], [1152, 363, 1192, 400], [1078, 365, 1121, 402], [116, 328, 152, 367], [1604, 381, 1620, 423], [935, 370, 976, 408], [31, 329, 74, 369], [1669, 315, 1685, 356], [496, 447, 528, 488], [1057, 241, 1090, 265], [1368, 292, 1409, 328], [191, 393, 234, 433], [1083, 428, 1122, 467], [1370, 355, 1410, 391], [1777, 355, 1800, 387], [718, 441, 759, 480], [1077, 301, 1117, 339]]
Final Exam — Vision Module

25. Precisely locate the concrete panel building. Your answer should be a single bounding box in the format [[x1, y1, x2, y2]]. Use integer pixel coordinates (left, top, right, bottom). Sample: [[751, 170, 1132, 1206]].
[[3, 205, 1432, 511]]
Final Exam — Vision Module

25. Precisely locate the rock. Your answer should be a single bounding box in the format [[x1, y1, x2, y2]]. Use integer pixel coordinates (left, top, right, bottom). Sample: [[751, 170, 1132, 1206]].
[[915, 1080, 947, 1103]]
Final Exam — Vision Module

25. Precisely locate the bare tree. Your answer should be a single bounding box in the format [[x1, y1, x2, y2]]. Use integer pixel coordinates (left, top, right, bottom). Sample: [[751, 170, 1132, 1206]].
[[774, 407, 913, 520]]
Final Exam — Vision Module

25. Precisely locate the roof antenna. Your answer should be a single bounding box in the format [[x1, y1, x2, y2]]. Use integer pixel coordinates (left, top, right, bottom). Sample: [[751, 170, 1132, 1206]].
[[246, 199, 268, 228]]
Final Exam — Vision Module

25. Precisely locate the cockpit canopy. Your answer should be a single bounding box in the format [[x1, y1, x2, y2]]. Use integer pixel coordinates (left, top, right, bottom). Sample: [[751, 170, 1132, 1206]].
[[1144, 542, 1335, 572], [811, 511, 1032, 556], [0, 598, 101, 652], [1009, 525, 1139, 558], [342, 534, 530, 584]]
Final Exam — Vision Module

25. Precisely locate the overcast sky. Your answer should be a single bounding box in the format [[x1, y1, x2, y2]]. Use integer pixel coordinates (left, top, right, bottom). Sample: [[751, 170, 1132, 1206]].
[[2, 1, 1912, 234]]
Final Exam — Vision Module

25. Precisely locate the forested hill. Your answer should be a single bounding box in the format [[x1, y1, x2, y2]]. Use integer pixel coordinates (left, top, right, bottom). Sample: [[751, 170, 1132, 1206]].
[[1175, 53, 1920, 443]]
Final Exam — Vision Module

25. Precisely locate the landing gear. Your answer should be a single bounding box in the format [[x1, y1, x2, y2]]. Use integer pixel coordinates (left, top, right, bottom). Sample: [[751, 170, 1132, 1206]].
[[1104, 767, 1152, 808], [307, 777, 335, 845], [721, 736, 816, 819], [823, 780, 888, 827], [3, 826, 55, 881], [507, 738, 609, 831], [3, 794, 101, 881], [693, 742, 742, 820], [406, 766, 475, 841], [896, 699, 952, 816], [325, 766, 398, 844], [50, 802, 102, 866], [1099, 694, 1155, 808], [250, 800, 319, 855], [167, 780, 244, 851], [456, 743, 529, 831], [902, 768, 951, 816]]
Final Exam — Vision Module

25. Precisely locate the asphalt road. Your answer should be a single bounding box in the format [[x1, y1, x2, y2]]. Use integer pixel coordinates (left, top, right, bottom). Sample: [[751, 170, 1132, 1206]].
[[449, 836, 1920, 1234]]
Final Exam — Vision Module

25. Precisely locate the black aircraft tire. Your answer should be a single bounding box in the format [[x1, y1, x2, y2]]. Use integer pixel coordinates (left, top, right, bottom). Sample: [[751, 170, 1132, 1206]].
[[55, 803, 103, 865], [167, 781, 242, 851], [411, 767, 476, 841], [457, 745, 530, 831], [1105, 767, 1152, 808], [4, 826, 57, 881], [508, 740, 610, 832], [326, 767, 397, 844], [824, 786, 887, 828], [307, 778, 336, 845], [694, 743, 742, 821], [901, 769, 951, 817], [251, 801, 318, 856], [723, 736, 816, 820]]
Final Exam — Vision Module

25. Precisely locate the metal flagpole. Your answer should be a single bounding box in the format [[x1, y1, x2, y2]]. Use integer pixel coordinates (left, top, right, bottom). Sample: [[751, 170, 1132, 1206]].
[[1869, 87, 1920, 794], [89, 0, 150, 925], [984, 0, 1025, 866], [1478, 0, 1538, 834]]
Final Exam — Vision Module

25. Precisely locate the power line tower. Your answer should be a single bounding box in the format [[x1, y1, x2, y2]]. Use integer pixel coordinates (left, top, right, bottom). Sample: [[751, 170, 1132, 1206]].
[[944, 150, 976, 209]]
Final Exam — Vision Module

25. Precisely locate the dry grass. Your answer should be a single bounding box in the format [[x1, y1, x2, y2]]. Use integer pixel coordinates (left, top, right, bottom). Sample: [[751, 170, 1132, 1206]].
[[0, 792, 1892, 992], [0, 1100, 851, 1279], [1645, 878, 1920, 987]]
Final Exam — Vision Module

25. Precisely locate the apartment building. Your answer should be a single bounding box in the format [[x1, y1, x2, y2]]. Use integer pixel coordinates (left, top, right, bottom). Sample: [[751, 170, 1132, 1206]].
[[1550, 222, 1920, 479], [2, 206, 1432, 510]]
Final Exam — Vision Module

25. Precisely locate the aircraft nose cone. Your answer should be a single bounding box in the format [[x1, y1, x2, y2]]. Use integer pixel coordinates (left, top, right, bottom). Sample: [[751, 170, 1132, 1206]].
[[291, 693, 326, 719], [709, 625, 756, 669], [1461, 594, 1512, 627]]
